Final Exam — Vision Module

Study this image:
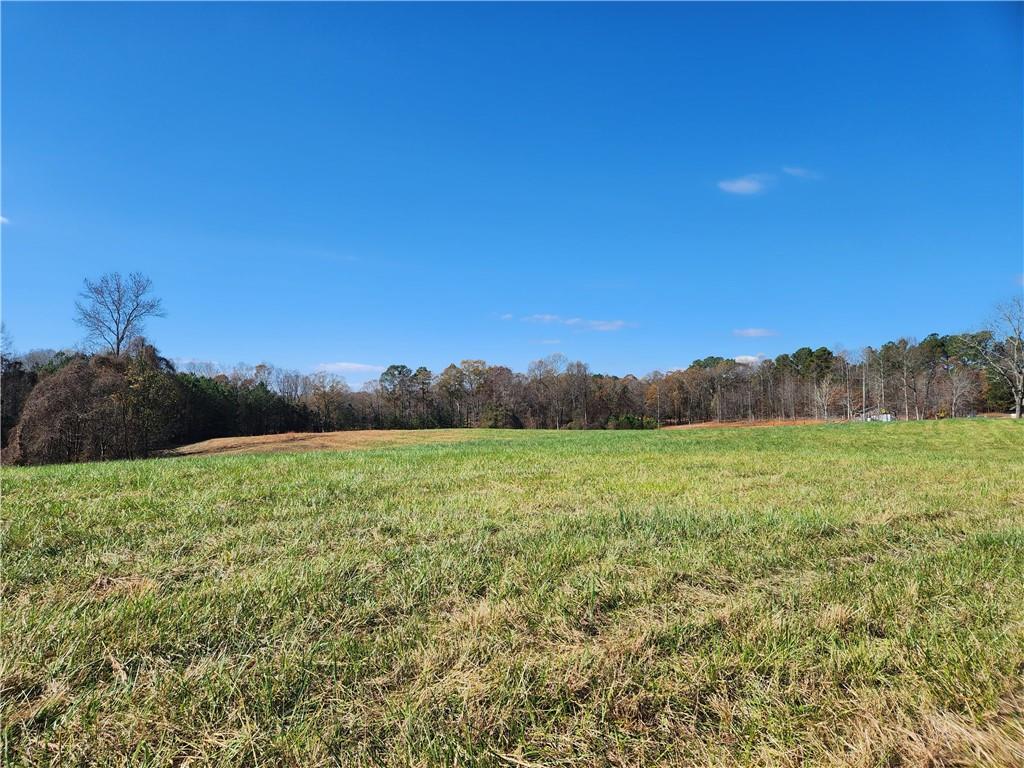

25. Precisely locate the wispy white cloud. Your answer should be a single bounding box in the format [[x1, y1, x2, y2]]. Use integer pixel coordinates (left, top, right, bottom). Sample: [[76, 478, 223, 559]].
[[718, 168, 821, 196], [523, 314, 631, 332], [315, 361, 385, 374], [499, 313, 515, 321], [565, 318, 627, 332], [733, 327, 778, 338], [782, 166, 822, 180], [734, 354, 767, 366], [524, 313, 562, 324], [717, 174, 772, 195], [0, 216, 8, 225], [537, 339, 562, 345]]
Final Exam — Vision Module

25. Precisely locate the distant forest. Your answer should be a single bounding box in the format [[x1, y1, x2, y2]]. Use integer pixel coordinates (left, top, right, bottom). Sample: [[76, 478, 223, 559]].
[[2, 273, 1021, 465]]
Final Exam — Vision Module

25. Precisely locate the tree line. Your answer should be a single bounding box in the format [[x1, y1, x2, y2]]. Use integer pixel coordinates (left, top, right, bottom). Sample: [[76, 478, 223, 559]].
[[1, 273, 1021, 465]]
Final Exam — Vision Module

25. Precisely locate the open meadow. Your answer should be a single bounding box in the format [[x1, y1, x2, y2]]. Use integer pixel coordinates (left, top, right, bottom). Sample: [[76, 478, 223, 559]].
[[2, 420, 1023, 767]]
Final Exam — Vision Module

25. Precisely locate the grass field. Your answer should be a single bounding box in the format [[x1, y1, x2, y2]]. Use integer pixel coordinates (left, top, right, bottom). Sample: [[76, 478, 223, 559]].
[[2, 420, 1023, 767]]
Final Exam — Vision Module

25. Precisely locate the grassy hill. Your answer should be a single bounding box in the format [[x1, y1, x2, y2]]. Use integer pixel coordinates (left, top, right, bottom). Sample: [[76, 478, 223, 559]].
[[3, 420, 1022, 766]]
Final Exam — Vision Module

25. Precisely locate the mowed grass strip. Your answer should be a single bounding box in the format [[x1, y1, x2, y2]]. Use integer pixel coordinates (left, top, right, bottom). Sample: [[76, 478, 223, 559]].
[[2, 420, 1022, 767]]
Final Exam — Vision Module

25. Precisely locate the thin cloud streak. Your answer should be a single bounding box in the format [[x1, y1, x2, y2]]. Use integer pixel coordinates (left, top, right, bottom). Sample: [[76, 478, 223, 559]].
[[565, 318, 627, 332], [522, 314, 631, 332], [733, 328, 778, 338], [782, 166, 822, 180], [718, 168, 819, 195], [524, 313, 562, 324], [717, 174, 771, 195]]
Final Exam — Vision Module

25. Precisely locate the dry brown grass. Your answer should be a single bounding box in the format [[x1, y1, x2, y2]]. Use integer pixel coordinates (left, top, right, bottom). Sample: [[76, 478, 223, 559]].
[[89, 574, 159, 599], [165, 428, 479, 457], [916, 688, 1024, 766]]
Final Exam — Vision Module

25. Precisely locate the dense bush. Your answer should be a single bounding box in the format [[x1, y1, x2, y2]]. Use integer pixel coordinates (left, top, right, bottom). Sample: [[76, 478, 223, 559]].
[[4, 342, 308, 465]]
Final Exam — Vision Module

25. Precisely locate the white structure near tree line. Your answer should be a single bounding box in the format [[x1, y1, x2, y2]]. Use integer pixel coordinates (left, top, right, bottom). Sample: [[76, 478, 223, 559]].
[[861, 407, 895, 422]]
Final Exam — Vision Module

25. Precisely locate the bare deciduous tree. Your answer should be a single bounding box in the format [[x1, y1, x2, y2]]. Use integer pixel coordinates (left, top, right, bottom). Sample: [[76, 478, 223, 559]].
[[947, 361, 977, 419], [969, 296, 1024, 418], [75, 272, 164, 356]]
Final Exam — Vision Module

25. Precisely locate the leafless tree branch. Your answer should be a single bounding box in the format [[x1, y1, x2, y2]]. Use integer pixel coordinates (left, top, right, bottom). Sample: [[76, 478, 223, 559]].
[[74, 272, 165, 356]]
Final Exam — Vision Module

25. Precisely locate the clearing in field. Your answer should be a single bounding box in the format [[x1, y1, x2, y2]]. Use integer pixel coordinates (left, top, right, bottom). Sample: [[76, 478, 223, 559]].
[[2, 420, 1023, 766]]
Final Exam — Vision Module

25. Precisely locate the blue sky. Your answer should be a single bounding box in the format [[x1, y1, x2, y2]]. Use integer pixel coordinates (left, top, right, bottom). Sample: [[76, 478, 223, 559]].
[[2, 2, 1021, 385]]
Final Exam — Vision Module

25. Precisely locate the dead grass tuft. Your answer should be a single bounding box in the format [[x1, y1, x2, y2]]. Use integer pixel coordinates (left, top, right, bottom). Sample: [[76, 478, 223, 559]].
[[89, 574, 158, 598], [917, 690, 1024, 767]]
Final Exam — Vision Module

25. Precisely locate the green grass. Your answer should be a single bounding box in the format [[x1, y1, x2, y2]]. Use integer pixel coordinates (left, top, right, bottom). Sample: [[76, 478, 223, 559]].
[[2, 420, 1023, 767]]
